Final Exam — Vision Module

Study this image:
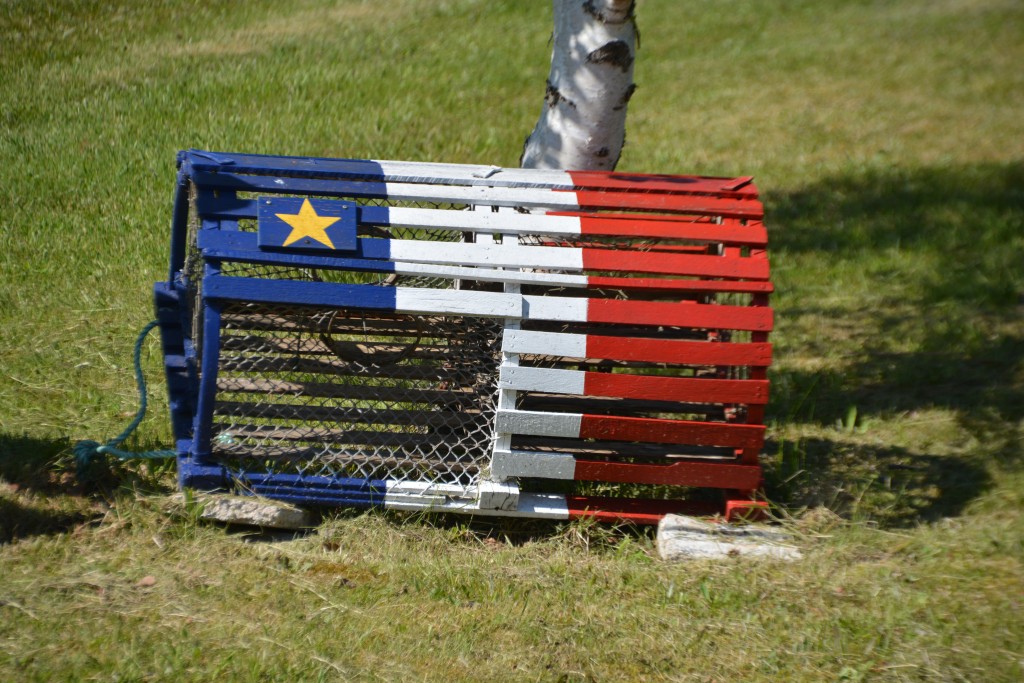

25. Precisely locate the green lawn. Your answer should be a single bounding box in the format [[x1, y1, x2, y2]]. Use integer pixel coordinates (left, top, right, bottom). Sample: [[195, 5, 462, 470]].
[[1, 0, 1022, 680]]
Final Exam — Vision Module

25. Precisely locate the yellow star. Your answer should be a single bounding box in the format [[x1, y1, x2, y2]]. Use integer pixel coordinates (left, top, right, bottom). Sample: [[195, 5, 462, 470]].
[[277, 198, 341, 248]]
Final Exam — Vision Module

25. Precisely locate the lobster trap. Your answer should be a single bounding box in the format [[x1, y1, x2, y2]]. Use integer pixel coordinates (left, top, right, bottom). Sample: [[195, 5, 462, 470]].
[[154, 150, 773, 524]]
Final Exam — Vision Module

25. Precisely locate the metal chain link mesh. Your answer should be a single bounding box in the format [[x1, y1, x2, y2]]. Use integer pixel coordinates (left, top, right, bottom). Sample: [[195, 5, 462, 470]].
[[190, 197, 503, 487]]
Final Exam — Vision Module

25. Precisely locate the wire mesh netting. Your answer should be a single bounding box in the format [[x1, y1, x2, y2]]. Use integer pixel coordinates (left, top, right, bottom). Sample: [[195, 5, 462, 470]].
[[189, 196, 505, 488], [208, 302, 503, 487]]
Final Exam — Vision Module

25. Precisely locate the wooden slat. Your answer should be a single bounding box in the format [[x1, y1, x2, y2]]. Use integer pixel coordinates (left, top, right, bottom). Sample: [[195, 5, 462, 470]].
[[508, 436, 736, 459], [573, 459, 761, 489], [585, 299, 773, 332], [580, 414, 765, 449], [582, 249, 769, 279]]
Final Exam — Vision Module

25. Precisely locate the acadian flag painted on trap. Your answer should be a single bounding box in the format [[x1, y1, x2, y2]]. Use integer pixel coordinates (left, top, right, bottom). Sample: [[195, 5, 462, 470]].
[[161, 149, 776, 525]]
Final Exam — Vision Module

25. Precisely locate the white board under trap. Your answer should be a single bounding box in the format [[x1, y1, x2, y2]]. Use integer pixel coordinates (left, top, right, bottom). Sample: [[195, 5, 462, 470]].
[[382, 479, 570, 520], [657, 514, 802, 562]]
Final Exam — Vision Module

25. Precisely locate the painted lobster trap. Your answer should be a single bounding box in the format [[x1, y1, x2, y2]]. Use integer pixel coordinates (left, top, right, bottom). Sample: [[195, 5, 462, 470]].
[[154, 150, 773, 524]]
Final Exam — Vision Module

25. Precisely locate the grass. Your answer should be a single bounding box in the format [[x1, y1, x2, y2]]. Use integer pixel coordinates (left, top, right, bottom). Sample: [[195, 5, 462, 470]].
[[1, 0, 1023, 680]]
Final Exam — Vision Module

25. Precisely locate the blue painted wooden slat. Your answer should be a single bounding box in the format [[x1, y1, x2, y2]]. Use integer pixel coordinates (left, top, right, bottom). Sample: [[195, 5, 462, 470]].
[[184, 149, 388, 181], [192, 170, 390, 201], [194, 192, 391, 226], [241, 471, 389, 493], [168, 166, 191, 280], [177, 457, 228, 491], [201, 241, 397, 276], [198, 230, 393, 265], [191, 271, 224, 461], [203, 275, 398, 310], [195, 188, 253, 220]]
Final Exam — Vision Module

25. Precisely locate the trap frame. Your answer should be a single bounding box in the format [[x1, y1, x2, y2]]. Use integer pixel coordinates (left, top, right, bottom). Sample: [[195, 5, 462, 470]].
[[154, 150, 773, 524]]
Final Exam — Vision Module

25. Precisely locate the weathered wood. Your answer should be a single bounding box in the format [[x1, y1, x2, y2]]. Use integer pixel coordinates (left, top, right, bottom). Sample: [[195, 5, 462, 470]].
[[657, 515, 801, 562]]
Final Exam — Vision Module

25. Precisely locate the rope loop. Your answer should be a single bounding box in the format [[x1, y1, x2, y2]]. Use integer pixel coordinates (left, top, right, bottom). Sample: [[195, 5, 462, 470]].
[[74, 321, 177, 479]]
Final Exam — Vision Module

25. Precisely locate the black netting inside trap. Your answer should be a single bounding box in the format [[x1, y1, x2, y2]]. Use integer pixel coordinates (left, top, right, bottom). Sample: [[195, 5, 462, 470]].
[[208, 303, 503, 486]]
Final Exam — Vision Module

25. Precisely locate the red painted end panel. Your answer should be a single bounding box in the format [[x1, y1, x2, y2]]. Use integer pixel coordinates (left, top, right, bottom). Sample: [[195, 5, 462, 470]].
[[585, 276, 774, 294], [566, 170, 759, 198], [584, 372, 769, 405], [577, 216, 768, 246], [579, 414, 765, 449], [587, 298, 774, 332], [583, 249, 770, 279], [586, 336, 772, 366], [566, 496, 723, 525], [574, 459, 762, 489]]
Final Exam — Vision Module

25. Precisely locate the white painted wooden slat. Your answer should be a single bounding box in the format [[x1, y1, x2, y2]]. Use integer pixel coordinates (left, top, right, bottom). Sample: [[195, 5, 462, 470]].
[[389, 262, 589, 288], [495, 409, 583, 438], [491, 449, 576, 481], [385, 207, 583, 237], [376, 182, 582, 210], [499, 366, 586, 395], [493, 492, 569, 519], [394, 288, 522, 318], [492, 206, 524, 468], [502, 330, 587, 358], [522, 295, 589, 322], [375, 161, 575, 189], [389, 241, 585, 271]]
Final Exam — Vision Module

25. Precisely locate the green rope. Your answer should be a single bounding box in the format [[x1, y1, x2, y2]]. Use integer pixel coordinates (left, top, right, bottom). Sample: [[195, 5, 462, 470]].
[[74, 320, 177, 477]]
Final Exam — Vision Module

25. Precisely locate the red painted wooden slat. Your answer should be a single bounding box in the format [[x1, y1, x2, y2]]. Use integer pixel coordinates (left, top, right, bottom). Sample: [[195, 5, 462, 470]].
[[566, 496, 722, 525], [570, 190, 764, 219], [574, 459, 762, 489], [566, 171, 760, 199], [579, 414, 766, 448], [587, 299, 774, 332], [585, 276, 774, 294], [586, 336, 772, 366], [583, 249, 770, 279], [719, 176, 754, 192], [576, 216, 768, 245], [584, 372, 769, 404]]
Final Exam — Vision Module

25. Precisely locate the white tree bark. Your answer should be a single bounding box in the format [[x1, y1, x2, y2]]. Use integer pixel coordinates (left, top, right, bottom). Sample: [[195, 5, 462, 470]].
[[521, 0, 637, 171]]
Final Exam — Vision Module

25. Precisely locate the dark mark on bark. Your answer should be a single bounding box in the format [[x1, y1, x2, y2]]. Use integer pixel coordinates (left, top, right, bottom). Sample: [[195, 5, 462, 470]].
[[582, 0, 636, 25], [545, 79, 576, 109], [613, 83, 637, 111], [586, 40, 634, 72], [596, 147, 610, 158]]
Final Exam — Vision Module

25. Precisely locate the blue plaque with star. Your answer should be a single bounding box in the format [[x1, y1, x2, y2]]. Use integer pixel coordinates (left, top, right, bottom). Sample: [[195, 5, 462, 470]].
[[257, 197, 357, 252]]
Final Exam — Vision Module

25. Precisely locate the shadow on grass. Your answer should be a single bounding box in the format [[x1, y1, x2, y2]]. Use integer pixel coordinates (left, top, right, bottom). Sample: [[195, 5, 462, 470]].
[[0, 433, 103, 543], [769, 160, 1023, 419], [763, 162, 1023, 523], [0, 433, 74, 494], [762, 438, 993, 528]]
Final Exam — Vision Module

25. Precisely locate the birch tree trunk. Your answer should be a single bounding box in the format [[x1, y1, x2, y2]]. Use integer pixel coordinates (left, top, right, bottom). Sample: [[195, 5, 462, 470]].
[[520, 0, 637, 171]]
